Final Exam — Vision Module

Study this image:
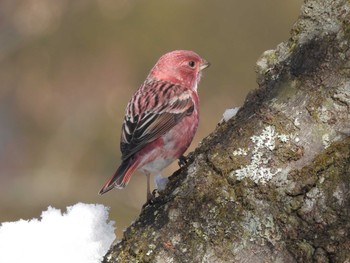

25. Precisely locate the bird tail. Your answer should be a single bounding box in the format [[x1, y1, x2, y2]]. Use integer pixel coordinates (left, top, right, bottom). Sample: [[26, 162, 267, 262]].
[[98, 158, 139, 195]]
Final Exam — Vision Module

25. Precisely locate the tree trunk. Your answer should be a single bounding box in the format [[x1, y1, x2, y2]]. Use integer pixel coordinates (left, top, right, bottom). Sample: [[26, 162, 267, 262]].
[[103, 0, 350, 262]]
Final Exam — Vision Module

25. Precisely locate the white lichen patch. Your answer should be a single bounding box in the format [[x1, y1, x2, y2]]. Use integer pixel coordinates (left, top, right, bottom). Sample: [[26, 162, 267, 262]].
[[241, 211, 281, 246], [255, 49, 276, 75], [231, 126, 289, 184], [251, 126, 277, 151], [232, 148, 248, 156], [171, 233, 182, 246], [146, 244, 156, 256], [322, 133, 330, 148], [318, 106, 332, 123], [333, 185, 345, 206], [277, 134, 289, 143], [155, 252, 175, 263], [294, 117, 300, 126], [300, 187, 321, 216], [289, 133, 301, 144], [293, 111, 303, 127]]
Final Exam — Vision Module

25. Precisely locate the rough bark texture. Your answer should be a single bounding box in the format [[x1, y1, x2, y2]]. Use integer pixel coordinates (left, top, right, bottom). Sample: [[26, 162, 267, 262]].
[[103, 0, 350, 262]]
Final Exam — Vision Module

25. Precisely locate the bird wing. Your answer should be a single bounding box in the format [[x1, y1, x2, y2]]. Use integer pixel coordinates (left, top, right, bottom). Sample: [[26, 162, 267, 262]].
[[120, 80, 195, 160]]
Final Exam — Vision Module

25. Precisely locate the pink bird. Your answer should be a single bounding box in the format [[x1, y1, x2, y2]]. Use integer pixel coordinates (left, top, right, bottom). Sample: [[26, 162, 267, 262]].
[[99, 50, 210, 201]]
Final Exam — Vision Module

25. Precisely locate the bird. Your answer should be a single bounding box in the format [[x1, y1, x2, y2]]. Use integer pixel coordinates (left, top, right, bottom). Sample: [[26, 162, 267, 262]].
[[99, 50, 210, 201]]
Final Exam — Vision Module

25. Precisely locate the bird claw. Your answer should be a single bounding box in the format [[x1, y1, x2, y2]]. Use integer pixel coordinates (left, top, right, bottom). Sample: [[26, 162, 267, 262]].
[[152, 189, 159, 196], [178, 155, 188, 167], [142, 189, 159, 208]]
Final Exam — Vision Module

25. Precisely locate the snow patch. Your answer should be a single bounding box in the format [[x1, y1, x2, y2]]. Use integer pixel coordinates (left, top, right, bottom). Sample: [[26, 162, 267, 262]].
[[155, 174, 169, 191], [221, 107, 240, 123], [0, 203, 115, 263]]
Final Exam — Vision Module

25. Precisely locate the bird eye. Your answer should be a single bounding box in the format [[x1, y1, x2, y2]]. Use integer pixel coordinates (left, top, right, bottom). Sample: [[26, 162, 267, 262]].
[[188, 61, 196, 68]]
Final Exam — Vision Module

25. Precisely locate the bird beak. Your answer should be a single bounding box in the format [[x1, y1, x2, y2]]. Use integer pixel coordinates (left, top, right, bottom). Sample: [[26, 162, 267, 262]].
[[199, 60, 210, 71]]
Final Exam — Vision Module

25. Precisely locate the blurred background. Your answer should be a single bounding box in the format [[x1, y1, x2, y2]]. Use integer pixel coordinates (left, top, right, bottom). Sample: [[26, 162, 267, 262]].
[[0, 0, 302, 238]]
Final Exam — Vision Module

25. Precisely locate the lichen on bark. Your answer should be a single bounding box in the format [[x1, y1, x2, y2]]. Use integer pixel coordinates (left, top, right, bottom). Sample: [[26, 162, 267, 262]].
[[103, 0, 350, 262]]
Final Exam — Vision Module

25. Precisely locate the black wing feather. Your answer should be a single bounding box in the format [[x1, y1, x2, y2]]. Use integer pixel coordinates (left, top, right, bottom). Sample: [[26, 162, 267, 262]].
[[120, 80, 195, 160]]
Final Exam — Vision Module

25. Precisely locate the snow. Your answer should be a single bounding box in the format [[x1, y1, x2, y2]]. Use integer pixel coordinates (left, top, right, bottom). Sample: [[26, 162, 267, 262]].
[[221, 108, 240, 123], [0, 203, 115, 263], [155, 174, 169, 191]]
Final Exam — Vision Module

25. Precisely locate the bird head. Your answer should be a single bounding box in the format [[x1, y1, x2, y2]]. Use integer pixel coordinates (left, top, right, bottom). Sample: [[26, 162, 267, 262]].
[[149, 50, 210, 90]]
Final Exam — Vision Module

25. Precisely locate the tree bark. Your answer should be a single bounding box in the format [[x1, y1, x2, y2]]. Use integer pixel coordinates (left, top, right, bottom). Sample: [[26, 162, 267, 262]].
[[103, 0, 350, 262]]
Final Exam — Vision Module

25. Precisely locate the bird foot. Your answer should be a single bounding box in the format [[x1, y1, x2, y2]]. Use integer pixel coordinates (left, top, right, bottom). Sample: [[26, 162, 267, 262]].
[[178, 155, 188, 167], [142, 189, 159, 208], [152, 189, 159, 197]]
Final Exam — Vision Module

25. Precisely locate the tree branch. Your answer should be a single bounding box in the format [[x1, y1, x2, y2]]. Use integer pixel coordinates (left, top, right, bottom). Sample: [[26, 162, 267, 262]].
[[103, 0, 350, 262]]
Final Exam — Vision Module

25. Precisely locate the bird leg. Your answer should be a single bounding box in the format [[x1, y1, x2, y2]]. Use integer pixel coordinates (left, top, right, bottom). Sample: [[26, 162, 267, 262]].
[[146, 172, 153, 202], [178, 155, 188, 167]]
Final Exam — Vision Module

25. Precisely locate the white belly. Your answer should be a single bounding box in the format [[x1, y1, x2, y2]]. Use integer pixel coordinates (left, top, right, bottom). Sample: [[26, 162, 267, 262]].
[[139, 157, 174, 174]]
